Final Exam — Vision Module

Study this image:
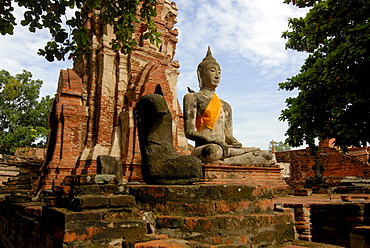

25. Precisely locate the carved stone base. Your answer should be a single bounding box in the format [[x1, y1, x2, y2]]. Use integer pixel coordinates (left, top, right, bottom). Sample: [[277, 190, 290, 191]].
[[202, 163, 291, 196]]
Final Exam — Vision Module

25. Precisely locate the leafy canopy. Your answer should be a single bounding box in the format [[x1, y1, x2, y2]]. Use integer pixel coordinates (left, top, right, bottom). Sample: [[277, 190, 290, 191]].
[[0, 0, 160, 62], [269, 140, 292, 152], [0, 69, 53, 155], [279, 0, 370, 151]]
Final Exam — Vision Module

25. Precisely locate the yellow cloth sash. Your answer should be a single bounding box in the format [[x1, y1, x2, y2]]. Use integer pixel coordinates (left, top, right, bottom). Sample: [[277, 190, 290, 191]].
[[196, 93, 222, 132]]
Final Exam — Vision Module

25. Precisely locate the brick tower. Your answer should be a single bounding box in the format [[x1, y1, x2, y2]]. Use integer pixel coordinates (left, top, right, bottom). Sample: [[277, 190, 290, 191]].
[[36, 0, 187, 190]]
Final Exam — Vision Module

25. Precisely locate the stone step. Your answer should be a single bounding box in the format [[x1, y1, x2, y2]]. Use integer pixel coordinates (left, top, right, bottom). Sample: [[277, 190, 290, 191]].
[[155, 213, 295, 247], [203, 164, 283, 178], [139, 198, 274, 217], [133, 236, 229, 248], [129, 184, 281, 216], [5, 193, 33, 202], [55, 194, 136, 210], [129, 184, 274, 203], [63, 220, 148, 242], [0, 188, 31, 194], [199, 179, 291, 196], [44, 205, 144, 224], [41, 207, 149, 245], [53, 183, 129, 196], [3, 179, 29, 185], [16, 185, 32, 190], [63, 174, 119, 186], [335, 186, 370, 194]]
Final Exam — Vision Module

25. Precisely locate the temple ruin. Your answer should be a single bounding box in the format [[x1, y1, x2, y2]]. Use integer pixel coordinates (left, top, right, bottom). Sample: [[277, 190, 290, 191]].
[[0, 1, 370, 247], [37, 0, 186, 191]]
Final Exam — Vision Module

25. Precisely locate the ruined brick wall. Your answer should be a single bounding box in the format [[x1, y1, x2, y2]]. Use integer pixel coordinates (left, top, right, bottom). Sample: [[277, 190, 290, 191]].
[[0, 164, 19, 186], [310, 203, 370, 247], [347, 147, 370, 165], [37, 0, 188, 191], [286, 202, 370, 247], [276, 147, 370, 189], [1, 148, 45, 189]]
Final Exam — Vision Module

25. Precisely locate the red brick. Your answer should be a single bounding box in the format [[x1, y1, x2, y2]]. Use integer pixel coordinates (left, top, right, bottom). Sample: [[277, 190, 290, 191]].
[[36, 0, 185, 190]]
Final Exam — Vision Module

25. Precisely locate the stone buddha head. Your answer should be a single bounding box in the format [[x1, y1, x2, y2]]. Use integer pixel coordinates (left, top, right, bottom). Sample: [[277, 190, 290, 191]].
[[197, 47, 221, 89]]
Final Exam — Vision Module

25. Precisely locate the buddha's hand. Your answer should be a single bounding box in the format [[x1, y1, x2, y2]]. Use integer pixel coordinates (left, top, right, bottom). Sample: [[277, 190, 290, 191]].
[[209, 139, 229, 157], [228, 142, 242, 148]]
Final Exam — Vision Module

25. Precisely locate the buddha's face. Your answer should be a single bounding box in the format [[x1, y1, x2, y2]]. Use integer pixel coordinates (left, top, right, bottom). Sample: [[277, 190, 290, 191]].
[[199, 63, 221, 89]]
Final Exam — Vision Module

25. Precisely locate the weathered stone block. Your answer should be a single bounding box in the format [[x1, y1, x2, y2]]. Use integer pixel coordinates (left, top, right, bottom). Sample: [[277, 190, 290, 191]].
[[156, 216, 185, 229], [134, 239, 190, 248], [53, 185, 72, 195], [108, 195, 136, 207], [44, 207, 103, 223], [294, 189, 313, 196], [93, 174, 118, 185], [70, 195, 109, 210], [63, 221, 147, 242], [73, 184, 101, 195], [129, 184, 272, 204], [350, 225, 370, 248], [102, 208, 143, 222], [97, 155, 124, 184], [63, 175, 77, 186]]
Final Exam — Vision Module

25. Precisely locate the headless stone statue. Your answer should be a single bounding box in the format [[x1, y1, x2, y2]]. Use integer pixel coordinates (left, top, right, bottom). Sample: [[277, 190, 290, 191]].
[[183, 47, 273, 165], [136, 94, 203, 184]]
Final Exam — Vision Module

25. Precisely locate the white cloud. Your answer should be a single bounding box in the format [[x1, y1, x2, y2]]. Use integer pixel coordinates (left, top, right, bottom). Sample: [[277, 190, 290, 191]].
[[176, 0, 309, 67], [0, 5, 73, 97]]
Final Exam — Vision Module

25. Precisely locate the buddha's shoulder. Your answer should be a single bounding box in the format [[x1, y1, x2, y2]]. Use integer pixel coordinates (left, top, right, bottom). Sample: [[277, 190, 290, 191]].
[[184, 92, 202, 100], [221, 99, 231, 108]]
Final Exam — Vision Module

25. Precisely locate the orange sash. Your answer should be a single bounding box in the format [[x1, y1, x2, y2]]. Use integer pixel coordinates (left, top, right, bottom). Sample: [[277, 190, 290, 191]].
[[196, 93, 222, 132]]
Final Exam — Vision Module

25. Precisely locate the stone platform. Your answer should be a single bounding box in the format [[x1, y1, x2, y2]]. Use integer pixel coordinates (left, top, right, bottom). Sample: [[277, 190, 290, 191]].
[[128, 182, 295, 247], [0, 174, 295, 247], [201, 163, 290, 196]]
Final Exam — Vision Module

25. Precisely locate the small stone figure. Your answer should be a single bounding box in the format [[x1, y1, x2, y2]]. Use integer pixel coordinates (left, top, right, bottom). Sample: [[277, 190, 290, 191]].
[[312, 161, 325, 178], [136, 93, 202, 184], [183, 47, 272, 165], [97, 155, 124, 184], [305, 158, 327, 191]]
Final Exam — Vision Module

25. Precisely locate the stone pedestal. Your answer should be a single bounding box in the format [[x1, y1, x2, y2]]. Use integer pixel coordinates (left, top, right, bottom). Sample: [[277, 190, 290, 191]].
[[129, 183, 295, 247], [202, 163, 291, 196], [0, 174, 295, 247]]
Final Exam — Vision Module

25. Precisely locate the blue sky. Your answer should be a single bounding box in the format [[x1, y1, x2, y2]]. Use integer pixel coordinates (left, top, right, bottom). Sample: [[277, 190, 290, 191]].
[[0, 0, 309, 150]]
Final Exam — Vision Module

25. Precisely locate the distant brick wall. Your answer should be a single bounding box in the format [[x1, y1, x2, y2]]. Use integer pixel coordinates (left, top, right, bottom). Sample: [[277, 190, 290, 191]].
[[13, 148, 46, 160], [0, 165, 19, 186], [276, 147, 370, 189], [0, 148, 45, 188]]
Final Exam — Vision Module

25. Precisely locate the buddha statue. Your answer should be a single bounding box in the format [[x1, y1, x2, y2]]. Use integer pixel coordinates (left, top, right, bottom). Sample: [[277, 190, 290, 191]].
[[183, 47, 273, 165]]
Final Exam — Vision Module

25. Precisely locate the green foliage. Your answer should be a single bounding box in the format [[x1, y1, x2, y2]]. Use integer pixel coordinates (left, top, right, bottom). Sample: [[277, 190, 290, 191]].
[[279, 0, 370, 151], [0, 69, 52, 155], [268, 140, 292, 152], [0, 0, 161, 61]]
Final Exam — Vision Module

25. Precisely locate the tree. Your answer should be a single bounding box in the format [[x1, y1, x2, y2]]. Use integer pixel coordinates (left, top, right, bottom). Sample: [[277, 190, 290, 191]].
[[279, 0, 370, 151], [268, 140, 292, 152], [0, 69, 53, 155], [0, 0, 160, 62]]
